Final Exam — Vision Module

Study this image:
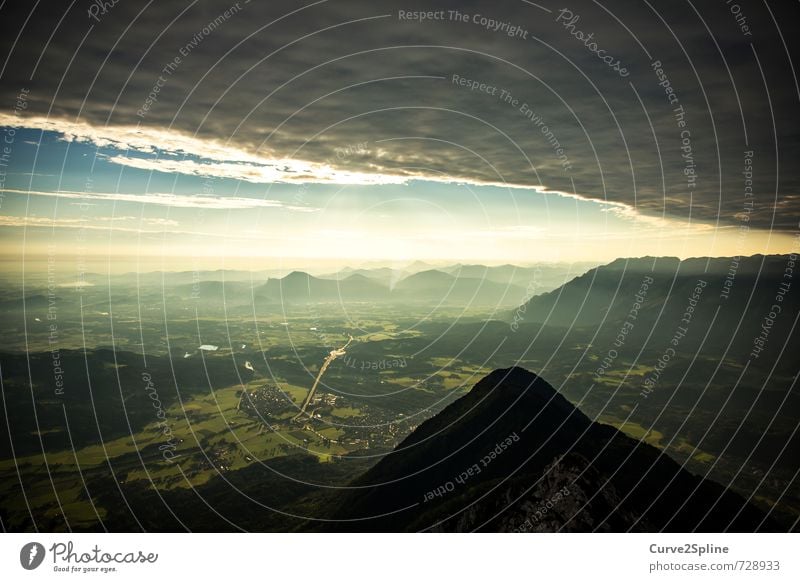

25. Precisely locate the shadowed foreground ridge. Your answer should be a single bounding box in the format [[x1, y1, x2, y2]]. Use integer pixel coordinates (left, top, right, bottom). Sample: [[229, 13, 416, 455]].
[[325, 367, 778, 532]]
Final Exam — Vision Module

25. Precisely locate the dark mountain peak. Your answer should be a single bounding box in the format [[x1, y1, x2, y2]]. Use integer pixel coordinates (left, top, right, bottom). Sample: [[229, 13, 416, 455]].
[[477, 365, 542, 387], [465, 366, 574, 417], [480, 365, 540, 385], [328, 368, 776, 532], [393, 366, 590, 455]]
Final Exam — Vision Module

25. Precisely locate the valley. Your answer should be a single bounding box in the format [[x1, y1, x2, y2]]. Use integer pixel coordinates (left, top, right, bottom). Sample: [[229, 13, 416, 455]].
[[0, 256, 797, 531]]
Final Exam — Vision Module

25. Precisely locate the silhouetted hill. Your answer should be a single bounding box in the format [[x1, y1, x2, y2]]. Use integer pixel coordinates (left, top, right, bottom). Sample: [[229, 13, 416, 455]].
[[258, 271, 389, 302], [326, 367, 778, 532]]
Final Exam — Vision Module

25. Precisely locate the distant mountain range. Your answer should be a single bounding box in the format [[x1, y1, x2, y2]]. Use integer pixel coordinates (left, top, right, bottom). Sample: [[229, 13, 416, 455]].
[[252, 269, 529, 305], [248, 262, 595, 306], [7, 261, 596, 310], [324, 367, 778, 532], [258, 271, 390, 302]]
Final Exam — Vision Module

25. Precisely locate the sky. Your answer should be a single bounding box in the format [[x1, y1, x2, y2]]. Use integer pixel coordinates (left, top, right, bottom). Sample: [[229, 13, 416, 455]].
[[0, 0, 798, 273]]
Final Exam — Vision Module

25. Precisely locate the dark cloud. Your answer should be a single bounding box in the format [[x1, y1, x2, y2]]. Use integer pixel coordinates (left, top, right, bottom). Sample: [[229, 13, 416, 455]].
[[1, 0, 798, 229]]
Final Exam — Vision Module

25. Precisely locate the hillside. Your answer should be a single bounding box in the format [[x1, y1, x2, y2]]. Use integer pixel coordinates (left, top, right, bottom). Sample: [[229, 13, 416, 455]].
[[325, 367, 779, 532], [512, 254, 798, 360]]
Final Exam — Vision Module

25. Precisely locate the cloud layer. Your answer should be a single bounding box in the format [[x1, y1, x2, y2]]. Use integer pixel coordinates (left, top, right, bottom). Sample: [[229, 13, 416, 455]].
[[1, 0, 798, 230]]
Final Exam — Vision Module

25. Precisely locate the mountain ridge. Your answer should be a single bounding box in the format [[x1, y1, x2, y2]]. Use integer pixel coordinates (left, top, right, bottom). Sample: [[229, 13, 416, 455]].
[[324, 367, 778, 532]]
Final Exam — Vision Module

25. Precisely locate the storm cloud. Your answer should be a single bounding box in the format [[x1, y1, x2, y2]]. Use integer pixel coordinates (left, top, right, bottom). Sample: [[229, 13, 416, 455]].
[[1, 0, 798, 230]]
